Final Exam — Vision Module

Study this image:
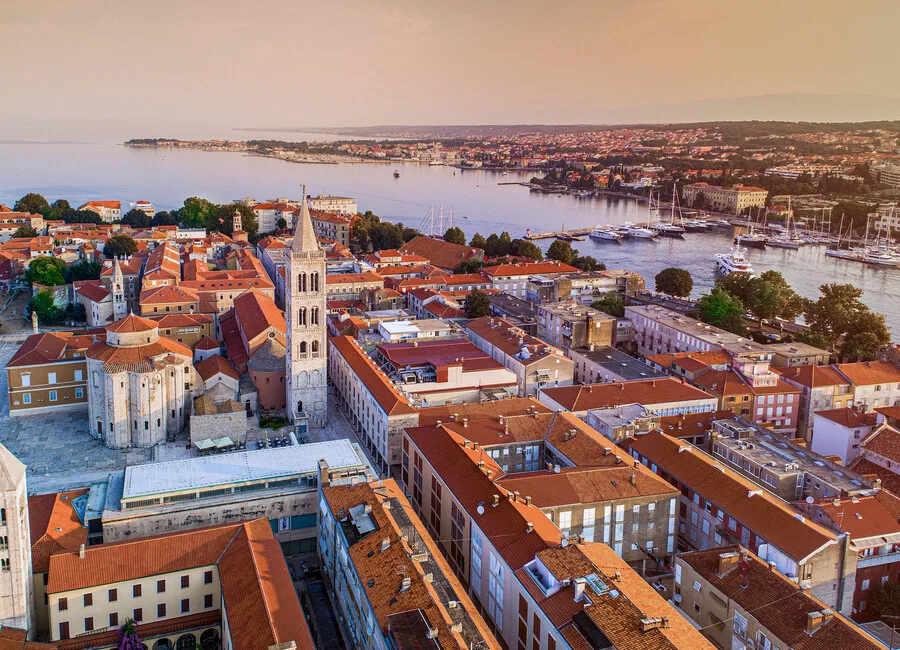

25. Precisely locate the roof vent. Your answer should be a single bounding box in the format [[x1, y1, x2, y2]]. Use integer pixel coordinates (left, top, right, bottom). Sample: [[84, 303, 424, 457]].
[[381, 538, 390, 552], [400, 576, 412, 592]]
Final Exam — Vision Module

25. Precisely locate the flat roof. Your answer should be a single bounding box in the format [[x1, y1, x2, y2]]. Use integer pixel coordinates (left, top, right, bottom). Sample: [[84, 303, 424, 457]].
[[571, 346, 665, 381], [122, 439, 366, 500], [380, 319, 452, 335]]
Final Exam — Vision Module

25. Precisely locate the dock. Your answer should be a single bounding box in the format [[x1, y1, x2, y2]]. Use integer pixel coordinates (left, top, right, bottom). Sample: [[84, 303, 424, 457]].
[[525, 228, 593, 241]]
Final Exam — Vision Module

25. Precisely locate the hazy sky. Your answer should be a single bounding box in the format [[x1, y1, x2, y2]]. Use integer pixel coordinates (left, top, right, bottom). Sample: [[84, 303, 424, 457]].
[[2, 0, 898, 137]]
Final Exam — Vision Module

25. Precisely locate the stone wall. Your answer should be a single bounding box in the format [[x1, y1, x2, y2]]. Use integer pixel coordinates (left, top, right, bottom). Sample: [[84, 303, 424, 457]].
[[190, 410, 247, 445]]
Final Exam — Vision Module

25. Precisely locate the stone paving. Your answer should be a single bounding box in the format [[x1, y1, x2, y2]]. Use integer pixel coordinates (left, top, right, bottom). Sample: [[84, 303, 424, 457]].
[[0, 337, 151, 494]]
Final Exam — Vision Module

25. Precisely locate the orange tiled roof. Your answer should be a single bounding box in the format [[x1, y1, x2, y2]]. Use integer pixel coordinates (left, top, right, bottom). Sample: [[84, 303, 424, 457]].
[[835, 361, 900, 386], [541, 378, 714, 412], [29, 490, 88, 574], [106, 313, 158, 333], [630, 432, 836, 562], [329, 335, 416, 416], [813, 407, 877, 428], [195, 354, 239, 381]]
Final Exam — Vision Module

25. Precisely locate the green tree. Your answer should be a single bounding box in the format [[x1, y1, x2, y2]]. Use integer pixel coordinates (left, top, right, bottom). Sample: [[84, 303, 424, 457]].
[[799, 283, 889, 357], [104, 235, 138, 259], [121, 208, 151, 228], [592, 292, 624, 318], [14, 193, 51, 215], [464, 288, 492, 318], [444, 226, 466, 245], [25, 256, 67, 286], [175, 197, 217, 229], [869, 581, 900, 619], [26, 290, 63, 325], [370, 221, 404, 251], [276, 217, 287, 230], [66, 259, 102, 283], [210, 203, 258, 238], [696, 287, 747, 335], [49, 199, 71, 215], [401, 225, 420, 243], [62, 209, 102, 225], [484, 233, 501, 257], [655, 267, 693, 297], [455, 259, 485, 274], [546, 240, 574, 265], [150, 210, 177, 227], [497, 231, 512, 256], [572, 254, 599, 272], [516, 240, 543, 261], [12, 226, 38, 239], [469, 233, 487, 250]]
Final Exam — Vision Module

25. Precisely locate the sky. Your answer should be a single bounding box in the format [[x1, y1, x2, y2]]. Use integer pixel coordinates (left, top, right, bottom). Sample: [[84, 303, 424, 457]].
[[1, 0, 899, 138]]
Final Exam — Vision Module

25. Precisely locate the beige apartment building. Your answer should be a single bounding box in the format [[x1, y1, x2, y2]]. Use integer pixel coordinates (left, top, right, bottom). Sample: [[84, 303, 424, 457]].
[[682, 183, 768, 214], [6, 331, 96, 417], [536, 301, 615, 350], [675, 546, 880, 650]]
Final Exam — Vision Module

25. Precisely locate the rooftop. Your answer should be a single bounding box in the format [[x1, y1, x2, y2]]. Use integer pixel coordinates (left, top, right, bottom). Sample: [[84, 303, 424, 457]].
[[122, 439, 367, 500], [541, 378, 715, 412], [573, 345, 665, 380], [677, 545, 880, 650]]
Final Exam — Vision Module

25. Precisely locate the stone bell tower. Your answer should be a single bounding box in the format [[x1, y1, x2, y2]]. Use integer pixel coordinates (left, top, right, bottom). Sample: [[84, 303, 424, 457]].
[[285, 186, 327, 427]]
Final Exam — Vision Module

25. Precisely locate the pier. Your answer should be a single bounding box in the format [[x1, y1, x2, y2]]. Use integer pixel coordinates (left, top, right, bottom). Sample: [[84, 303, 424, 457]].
[[524, 228, 594, 241]]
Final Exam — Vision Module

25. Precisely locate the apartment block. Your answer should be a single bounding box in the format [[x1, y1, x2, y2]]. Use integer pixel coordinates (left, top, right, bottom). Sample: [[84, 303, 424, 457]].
[[318, 478, 500, 650], [675, 546, 880, 650], [682, 183, 768, 214], [536, 302, 615, 350], [626, 304, 763, 357], [630, 431, 857, 615]]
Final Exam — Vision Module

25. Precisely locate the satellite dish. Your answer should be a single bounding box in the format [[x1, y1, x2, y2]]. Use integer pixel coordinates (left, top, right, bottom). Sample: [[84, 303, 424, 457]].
[[673, 593, 682, 603], [377, 479, 383, 487], [561, 538, 569, 547], [805, 496, 814, 504], [477, 504, 485, 515]]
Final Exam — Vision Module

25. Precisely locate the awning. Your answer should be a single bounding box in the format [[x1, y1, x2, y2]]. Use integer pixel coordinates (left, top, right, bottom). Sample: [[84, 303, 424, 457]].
[[213, 437, 235, 449], [195, 439, 215, 450]]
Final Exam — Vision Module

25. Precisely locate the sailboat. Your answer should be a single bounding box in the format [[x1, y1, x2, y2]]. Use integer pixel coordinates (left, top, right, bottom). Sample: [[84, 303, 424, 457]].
[[735, 207, 767, 249], [768, 197, 803, 249], [651, 188, 686, 237]]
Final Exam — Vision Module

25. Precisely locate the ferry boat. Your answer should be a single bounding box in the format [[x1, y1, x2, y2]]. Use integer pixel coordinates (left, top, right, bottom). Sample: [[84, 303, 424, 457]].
[[715, 247, 754, 275], [589, 226, 624, 242]]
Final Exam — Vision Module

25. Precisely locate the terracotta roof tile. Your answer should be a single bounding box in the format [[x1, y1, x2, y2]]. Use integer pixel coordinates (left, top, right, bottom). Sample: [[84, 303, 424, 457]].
[[540, 378, 715, 412], [28, 490, 88, 574], [329, 335, 416, 415], [195, 354, 239, 381]]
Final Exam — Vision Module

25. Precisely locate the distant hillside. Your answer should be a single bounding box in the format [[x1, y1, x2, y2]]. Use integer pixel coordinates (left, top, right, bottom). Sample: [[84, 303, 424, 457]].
[[237, 94, 900, 139]]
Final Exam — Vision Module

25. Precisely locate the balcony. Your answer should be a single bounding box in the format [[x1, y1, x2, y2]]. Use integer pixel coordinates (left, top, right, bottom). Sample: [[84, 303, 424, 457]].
[[858, 551, 900, 569]]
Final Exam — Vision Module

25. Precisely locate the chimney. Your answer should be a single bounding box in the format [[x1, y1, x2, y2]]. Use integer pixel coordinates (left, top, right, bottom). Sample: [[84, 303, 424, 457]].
[[640, 617, 668, 632], [513, 491, 521, 502], [525, 495, 533, 506], [400, 576, 412, 592], [526, 522, 534, 533], [487, 469, 494, 479], [473, 442, 479, 450], [492, 494, 500, 506], [806, 611, 825, 635], [630, 471, 637, 487], [464, 439, 471, 449], [463, 418, 469, 428], [508, 492, 515, 502], [573, 577, 586, 601], [318, 459, 331, 488], [31, 310, 38, 334], [717, 551, 740, 576], [381, 538, 390, 552], [79, 544, 85, 559], [436, 420, 442, 427]]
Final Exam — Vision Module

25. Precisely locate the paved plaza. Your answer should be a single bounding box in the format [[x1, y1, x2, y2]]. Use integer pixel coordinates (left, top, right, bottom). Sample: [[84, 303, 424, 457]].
[[0, 335, 369, 493]]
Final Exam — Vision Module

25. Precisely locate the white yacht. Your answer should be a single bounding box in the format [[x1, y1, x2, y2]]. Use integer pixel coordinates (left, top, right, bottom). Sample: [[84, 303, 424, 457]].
[[589, 226, 623, 242], [715, 247, 754, 275], [864, 249, 900, 266], [624, 223, 657, 239]]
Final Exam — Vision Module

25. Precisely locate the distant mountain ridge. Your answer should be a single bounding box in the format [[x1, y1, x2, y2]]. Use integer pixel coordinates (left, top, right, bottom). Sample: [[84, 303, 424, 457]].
[[236, 93, 900, 138]]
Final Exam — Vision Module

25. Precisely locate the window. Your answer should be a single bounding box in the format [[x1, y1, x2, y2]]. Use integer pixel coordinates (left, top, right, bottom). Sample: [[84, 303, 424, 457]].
[[75, 388, 84, 399], [862, 579, 870, 591], [108, 588, 117, 602], [157, 579, 166, 593], [21, 374, 30, 388], [204, 570, 213, 585], [84, 617, 94, 632], [204, 594, 213, 609], [75, 369, 83, 381], [109, 612, 119, 627], [558, 511, 571, 530], [583, 508, 596, 527], [48, 372, 57, 384], [59, 622, 69, 640], [49, 390, 57, 402], [181, 575, 190, 589], [83, 592, 92, 607], [133, 584, 142, 598], [59, 597, 68, 611], [181, 598, 190, 613], [23, 393, 31, 405], [158, 603, 166, 617], [133, 608, 142, 622], [733, 610, 747, 639]]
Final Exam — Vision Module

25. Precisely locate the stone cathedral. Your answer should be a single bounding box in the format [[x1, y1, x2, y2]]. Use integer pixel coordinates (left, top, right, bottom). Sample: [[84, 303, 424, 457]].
[[285, 189, 328, 428]]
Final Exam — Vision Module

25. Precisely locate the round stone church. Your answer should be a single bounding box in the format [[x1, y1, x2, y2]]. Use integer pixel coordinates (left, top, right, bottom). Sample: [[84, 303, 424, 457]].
[[86, 313, 195, 448]]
